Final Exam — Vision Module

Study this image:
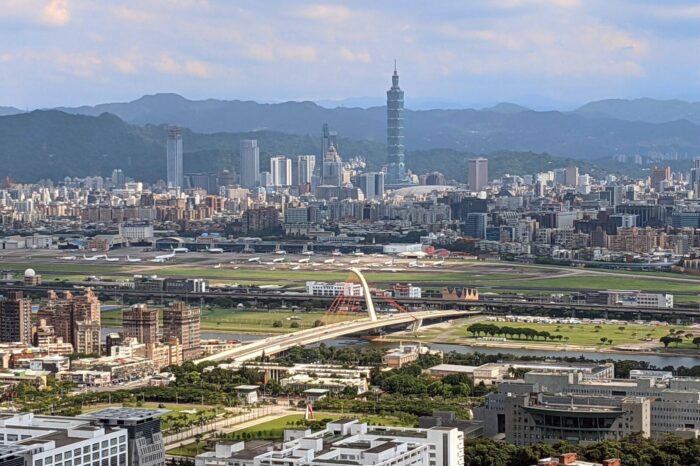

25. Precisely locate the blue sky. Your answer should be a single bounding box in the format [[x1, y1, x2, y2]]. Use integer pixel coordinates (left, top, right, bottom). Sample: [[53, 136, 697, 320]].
[[2, 0, 700, 109]]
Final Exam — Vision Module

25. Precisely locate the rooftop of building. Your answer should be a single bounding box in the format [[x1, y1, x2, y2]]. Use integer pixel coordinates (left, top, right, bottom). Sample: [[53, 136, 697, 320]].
[[83, 407, 168, 422]]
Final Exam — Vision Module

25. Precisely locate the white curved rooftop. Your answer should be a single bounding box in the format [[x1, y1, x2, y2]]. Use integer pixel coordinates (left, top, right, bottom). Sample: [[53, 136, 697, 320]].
[[391, 185, 460, 197]]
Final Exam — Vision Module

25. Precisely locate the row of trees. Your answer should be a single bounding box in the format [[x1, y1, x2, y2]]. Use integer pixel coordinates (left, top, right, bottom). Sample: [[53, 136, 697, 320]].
[[464, 433, 700, 466], [467, 323, 568, 342]]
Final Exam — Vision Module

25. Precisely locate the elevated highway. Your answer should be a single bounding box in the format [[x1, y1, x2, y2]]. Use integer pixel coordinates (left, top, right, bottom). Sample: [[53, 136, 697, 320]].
[[196, 309, 476, 363]]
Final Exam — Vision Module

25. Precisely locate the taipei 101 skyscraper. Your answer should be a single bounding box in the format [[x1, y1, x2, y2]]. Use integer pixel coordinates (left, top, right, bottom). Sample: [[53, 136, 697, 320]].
[[386, 61, 408, 185]]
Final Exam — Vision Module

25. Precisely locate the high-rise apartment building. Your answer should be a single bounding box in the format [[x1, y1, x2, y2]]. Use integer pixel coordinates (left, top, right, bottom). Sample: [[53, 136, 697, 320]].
[[464, 212, 488, 239], [0, 291, 32, 343], [270, 156, 292, 187], [297, 155, 315, 187], [111, 168, 125, 188], [166, 126, 183, 189], [321, 123, 338, 160], [386, 63, 407, 185], [163, 302, 201, 361], [122, 303, 160, 345], [650, 166, 671, 190], [240, 139, 260, 188], [357, 172, 385, 199], [467, 158, 488, 191], [38, 288, 101, 355]]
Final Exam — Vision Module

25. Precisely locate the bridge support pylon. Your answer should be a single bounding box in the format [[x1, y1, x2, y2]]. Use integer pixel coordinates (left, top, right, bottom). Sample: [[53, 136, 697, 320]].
[[410, 318, 423, 332], [348, 268, 377, 322]]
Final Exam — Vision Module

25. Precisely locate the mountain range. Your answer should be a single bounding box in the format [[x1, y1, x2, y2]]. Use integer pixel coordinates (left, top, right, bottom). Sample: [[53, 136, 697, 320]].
[[40, 93, 700, 161], [0, 110, 598, 183]]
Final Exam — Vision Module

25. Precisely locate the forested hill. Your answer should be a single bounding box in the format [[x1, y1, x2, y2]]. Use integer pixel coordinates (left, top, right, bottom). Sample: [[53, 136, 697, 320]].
[[0, 110, 604, 183]]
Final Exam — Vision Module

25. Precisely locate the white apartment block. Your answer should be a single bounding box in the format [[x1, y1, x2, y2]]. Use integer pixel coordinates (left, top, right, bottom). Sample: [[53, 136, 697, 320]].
[[196, 419, 464, 466]]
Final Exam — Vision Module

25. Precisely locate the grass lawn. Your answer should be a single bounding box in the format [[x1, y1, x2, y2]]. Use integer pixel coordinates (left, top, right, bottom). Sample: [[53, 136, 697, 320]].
[[101, 308, 353, 334], [510, 275, 700, 293], [465, 321, 696, 347], [1, 262, 126, 275]]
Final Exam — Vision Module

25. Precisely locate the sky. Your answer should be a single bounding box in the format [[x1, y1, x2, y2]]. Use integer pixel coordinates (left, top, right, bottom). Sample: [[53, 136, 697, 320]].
[[3, 0, 700, 110]]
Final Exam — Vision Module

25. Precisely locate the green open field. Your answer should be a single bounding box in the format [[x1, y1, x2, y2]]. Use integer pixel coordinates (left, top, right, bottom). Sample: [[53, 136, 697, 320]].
[[507, 275, 700, 293], [465, 321, 698, 348], [167, 412, 412, 457], [101, 308, 349, 334]]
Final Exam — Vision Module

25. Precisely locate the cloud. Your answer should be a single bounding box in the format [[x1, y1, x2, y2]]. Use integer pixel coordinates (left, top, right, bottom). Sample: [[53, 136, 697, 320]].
[[55, 52, 102, 77], [295, 4, 353, 22], [154, 54, 213, 77], [247, 44, 318, 62], [339, 48, 371, 64], [112, 6, 154, 23], [42, 0, 70, 26]]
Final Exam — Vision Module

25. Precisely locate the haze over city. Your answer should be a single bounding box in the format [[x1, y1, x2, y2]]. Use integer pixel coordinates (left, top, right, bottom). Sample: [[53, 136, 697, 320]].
[[4, 0, 700, 109]]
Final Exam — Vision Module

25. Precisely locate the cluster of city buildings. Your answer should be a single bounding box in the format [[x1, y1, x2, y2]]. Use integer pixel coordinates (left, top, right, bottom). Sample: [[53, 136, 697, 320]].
[[0, 286, 207, 389]]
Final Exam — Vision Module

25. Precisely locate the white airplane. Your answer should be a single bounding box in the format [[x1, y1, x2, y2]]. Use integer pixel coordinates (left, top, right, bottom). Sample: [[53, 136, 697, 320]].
[[384, 260, 394, 266], [248, 257, 261, 263], [149, 257, 167, 263], [173, 247, 189, 253], [82, 254, 102, 261], [433, 260, 445, 267], [408, 260, 418, 268], [213, 263, 222, 269], [274, 249, 287, 255], [298, 258, 310, 263], [207, 247, 224, 254], [272, 257, 285, 263], [301, 251, 314, 256], [126, 256, 142, 263], [331, 250, 342, 256], [60, 255, 77, 261], [104, 256, 120, 262], [352, 250, 365, 256], [323, 258, 336, 264], [291, 265, 301, 270], [153, 252, 176, 261], [349, 259, 360, 264]]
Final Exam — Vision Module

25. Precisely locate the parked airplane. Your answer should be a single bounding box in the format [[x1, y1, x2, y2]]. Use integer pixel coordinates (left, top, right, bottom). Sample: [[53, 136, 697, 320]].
[[433, 260, 444, 267], [298, 258, 310, 263], [248, 257, 261, 263], [153, 251, 176, 262], [408, 260, 418, 268], [352, 250, 365, 256], [272, 257, 285, 263], [125, 256, 142, 263], [274, 249, 287, 255], [291, 265, 301, 270], [207, 247, 224, 254], [323, 258, 336, 264], [301, 251, 314, 256], [173, 247, 189, 253], [349, 259, 361, 264], [60, 255, 77, 261], [104, 256, 120, 262], [213, 263, 222, 269], [83, 254, 104, 261], [331, 250, 342, 256]]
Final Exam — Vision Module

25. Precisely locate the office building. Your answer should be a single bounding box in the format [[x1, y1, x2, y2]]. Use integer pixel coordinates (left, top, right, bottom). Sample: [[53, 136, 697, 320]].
[[86, 408, 167, 466], [565, 166, 579, 186], [270, 156, 292, 187], [321, 146, 343, 187], [240, 140, 260, 188], [196, 419, 464, 466], [119, 223, 154, 241], [112, 169, 126, 189], [386, 63, 407, 185], [322, 124, 338, 160], [166, 126, 183, 189], [162, 302, 201, 361], [122, 304, 159, 345], [464, 212, 487, 239], [0, 291, 32, 343], [297, 155, 316, 187], [357, 172, 385, 199], [0, 411, 129, 466], [467, 158, 488, 191]]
